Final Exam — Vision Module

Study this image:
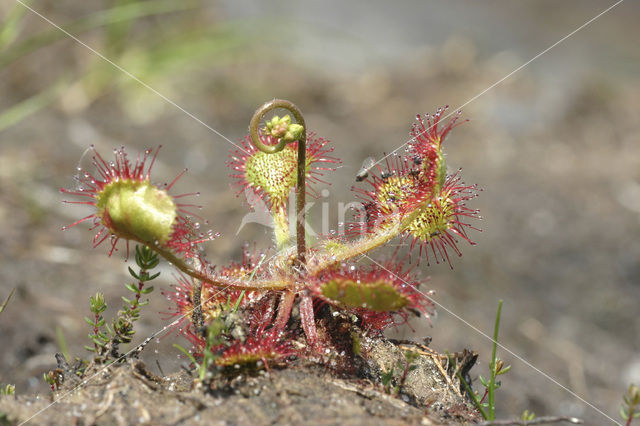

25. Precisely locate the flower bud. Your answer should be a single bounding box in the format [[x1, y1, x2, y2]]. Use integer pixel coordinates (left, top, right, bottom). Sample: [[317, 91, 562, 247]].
[[263, 115, 304, 142], [283, 123, 304, 142]]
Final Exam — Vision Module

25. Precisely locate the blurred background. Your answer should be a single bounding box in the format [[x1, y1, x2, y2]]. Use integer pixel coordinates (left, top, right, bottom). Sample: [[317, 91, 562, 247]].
[[1, 0, 639, 422]]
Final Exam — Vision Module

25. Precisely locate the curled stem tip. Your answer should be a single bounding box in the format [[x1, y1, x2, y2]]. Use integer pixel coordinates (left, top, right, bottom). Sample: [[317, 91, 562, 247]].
[[249, 99, 307, 267]]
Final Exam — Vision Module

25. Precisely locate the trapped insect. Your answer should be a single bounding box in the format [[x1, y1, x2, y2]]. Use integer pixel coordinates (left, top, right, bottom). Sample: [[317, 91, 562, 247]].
[[355, 156, 376, 182]]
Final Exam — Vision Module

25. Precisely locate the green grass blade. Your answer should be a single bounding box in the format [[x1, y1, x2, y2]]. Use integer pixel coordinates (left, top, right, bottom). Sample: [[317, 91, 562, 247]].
[[456, 369, 489, 420], [1, 0, 199, 68], [0, 79, 65, 131], [56, 325, 70, 362], [173, 343, 198, 366], [488, 299, 503, 420], [0, 1, 30, 50]]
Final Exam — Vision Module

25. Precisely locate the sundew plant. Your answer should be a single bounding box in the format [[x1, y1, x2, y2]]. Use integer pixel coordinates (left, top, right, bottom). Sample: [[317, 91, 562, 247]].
[[62, 98, 480, 373]]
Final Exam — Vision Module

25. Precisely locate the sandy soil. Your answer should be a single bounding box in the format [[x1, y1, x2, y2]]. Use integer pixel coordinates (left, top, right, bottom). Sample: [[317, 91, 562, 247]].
[[0, 336, 479, 425]]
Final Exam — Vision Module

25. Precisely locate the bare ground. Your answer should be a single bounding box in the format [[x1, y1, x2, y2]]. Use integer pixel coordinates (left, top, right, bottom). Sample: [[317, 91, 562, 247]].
[[0, 337, 480, 425]]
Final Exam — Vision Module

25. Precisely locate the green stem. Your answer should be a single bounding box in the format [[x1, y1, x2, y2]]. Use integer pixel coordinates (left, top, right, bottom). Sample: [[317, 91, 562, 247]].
[[231, 290, 246, 312], [192, 279, 204, 334], [272, 205, 291, 250], [488, 299, 503, 420], [250, 99, 306, 268], [153, 244, 288, 291], [308, 206, 425, 275], [457, 369, 489, 420], [146, 239, 285, 339], [274, 291, 296, 332]]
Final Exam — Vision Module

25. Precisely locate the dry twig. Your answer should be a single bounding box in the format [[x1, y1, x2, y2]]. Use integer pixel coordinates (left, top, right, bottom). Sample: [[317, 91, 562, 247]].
[[478, 416, 583, 425], [0, 288, 15, 315]]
